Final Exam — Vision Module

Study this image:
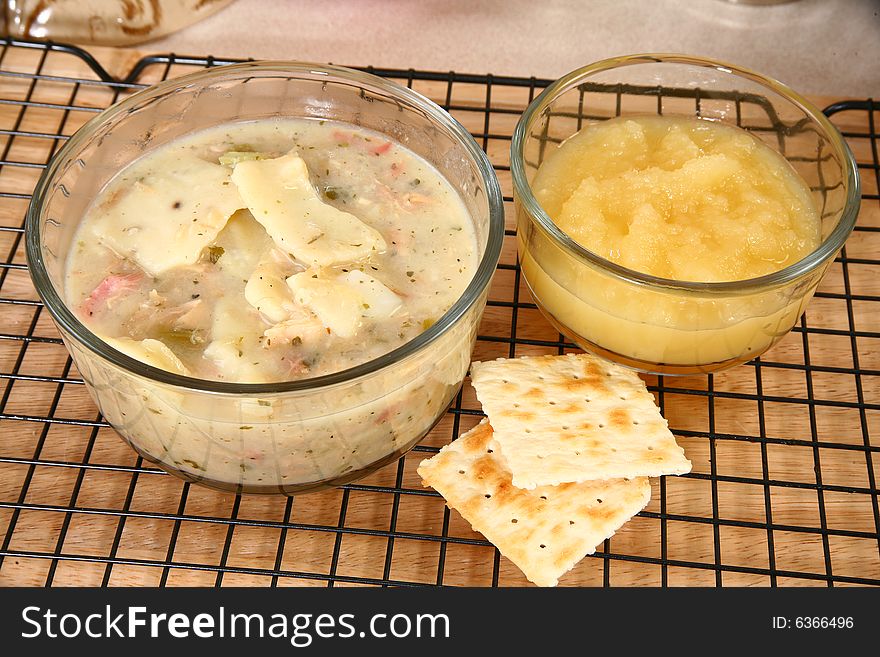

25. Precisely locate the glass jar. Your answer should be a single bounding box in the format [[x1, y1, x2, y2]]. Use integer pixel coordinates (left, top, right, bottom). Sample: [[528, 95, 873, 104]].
[[1, 0, 234, 46]]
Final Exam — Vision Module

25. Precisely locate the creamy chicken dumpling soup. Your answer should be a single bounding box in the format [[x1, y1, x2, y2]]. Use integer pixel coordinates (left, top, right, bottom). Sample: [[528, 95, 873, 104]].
[[66, 119, 479, 383]]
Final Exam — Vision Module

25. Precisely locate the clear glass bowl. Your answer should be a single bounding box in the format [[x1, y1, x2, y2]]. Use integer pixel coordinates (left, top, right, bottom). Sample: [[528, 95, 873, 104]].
[[511, 54, 860, 375], [26, 62, 504, 494], [2, 0, 235, 46]]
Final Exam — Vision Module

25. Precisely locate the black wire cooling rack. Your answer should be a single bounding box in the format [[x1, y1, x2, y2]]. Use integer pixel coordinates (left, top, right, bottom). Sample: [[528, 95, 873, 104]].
[[0, 38, 877, 587]]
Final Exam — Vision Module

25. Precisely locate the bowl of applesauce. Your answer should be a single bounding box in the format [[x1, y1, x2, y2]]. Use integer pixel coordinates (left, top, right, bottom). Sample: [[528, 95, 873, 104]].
[[26, 62, 504, 493], [511, 54, 859, 375]]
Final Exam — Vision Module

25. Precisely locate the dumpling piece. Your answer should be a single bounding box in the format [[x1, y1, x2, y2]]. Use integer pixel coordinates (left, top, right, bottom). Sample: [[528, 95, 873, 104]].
[[210, 209, 274, 283], [88, 154, 243, 277], [230, 150, 387, 267], [244, 248, 299, 323], [263, 308, 327, 346], [287, 269, 402, 339], [103, 337, 190, 376], [201, 296, 272, 383], [337, 270, 404, 320]]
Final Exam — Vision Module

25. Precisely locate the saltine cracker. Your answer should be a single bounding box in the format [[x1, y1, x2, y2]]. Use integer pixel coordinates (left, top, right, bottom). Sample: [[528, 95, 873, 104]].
[[417, 420, 652, 586], [469, 353, 691, 489]]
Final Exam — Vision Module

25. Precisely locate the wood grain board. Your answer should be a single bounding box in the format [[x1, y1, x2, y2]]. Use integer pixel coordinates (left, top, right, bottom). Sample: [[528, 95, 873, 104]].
[[0, 42, 877, 587]]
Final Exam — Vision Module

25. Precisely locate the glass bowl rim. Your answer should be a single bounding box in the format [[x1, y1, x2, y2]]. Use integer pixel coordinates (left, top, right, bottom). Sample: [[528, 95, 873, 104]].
[[25, 60, 505, 395], [510, 53, 861, 296]]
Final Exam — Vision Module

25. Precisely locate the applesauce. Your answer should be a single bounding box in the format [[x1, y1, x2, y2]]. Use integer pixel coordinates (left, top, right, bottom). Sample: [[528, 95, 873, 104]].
[[533, 116, 821, 283], [520, 116, 825, 371]]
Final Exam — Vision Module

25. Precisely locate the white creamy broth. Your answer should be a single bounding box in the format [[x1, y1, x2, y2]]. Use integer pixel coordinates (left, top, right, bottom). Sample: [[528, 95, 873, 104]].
[[66, 119, 479, 383]]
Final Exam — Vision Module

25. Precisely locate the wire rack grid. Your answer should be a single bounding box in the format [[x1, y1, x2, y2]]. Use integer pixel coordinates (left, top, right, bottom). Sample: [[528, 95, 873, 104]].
[[0, 39, 877, 587]]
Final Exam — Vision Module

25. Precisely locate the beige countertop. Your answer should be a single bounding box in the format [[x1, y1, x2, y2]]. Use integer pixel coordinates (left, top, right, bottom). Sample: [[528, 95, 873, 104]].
[[140, 0, 880, 97]]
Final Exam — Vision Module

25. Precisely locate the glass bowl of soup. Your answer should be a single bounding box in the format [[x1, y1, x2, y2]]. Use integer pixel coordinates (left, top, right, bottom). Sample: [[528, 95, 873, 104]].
[[26, 62, 504, 494], [511, 54, 859, 375]]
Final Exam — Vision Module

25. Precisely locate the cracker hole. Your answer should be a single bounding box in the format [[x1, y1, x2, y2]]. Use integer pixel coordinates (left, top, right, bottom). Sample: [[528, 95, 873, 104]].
[[569, 520, 575, 525], [611, 448, 617, 452], [562, 425, 569, 430], [484, 494, 491, 499], [597, 498, 603, 504], [487, 448, 493, 453], [598, 424, 605, 428], [548, 401, 556, 405], [525, 429, 531, 433], [574, 451, 580, 456], [511, 518, 518, 524], [633, 420, 639, 425], [539, 544, 546, 549], [458, 470, 465, 474], [647, 446, 653, 451]]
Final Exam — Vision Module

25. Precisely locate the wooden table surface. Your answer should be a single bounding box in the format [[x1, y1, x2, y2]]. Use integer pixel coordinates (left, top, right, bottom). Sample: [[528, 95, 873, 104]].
[[0, 42, 877, 587]]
